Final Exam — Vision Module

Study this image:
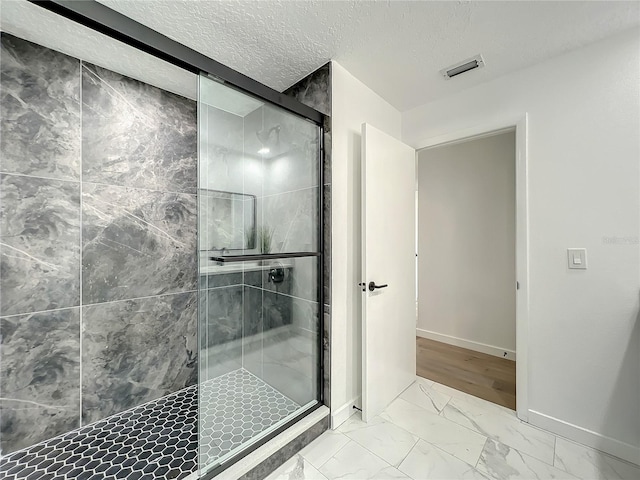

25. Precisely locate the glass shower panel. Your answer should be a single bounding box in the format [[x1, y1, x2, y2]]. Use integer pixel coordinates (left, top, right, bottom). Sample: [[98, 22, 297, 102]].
[[242, 255, 320, 404], [198, 75, 322, 475], [251, 103, 319, 254]]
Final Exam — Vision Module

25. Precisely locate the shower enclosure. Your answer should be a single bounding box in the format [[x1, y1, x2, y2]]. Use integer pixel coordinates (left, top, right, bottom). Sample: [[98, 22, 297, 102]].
[[196, 76, 323, 475], [0, 1, 324, 479]]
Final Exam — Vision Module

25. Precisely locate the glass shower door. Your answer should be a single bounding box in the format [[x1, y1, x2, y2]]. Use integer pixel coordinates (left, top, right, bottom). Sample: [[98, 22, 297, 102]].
[[197, 74, 322, 475]]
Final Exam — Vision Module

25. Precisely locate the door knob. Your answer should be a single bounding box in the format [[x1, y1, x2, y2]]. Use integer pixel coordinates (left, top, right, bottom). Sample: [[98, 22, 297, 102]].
[[368, 281, 388, 292]]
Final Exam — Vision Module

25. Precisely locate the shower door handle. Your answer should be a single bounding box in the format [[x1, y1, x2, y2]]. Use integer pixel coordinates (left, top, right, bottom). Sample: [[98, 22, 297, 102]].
[[368, 281, 388, 292]]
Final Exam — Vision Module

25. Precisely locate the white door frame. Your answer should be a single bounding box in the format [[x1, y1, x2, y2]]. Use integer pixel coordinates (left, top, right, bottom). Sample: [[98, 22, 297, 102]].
[[413, 114, 530, 422]]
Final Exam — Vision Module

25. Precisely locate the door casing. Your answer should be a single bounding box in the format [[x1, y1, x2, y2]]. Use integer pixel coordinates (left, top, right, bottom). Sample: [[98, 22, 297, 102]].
[[414, 114, 530, 422]]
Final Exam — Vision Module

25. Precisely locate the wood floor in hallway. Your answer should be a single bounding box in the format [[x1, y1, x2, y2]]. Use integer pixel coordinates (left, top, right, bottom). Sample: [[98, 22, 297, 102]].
[[416, 337, 516, 410]]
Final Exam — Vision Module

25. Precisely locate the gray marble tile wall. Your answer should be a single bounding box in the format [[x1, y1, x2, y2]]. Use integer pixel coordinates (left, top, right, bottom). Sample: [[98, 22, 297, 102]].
[[0, 309, 81, 453], [81, 292, 198, 424], [284, 62, 332, 408], [79, 58, 198, 426], [0, 33, 198, 454], [0, 31, 328, 459]]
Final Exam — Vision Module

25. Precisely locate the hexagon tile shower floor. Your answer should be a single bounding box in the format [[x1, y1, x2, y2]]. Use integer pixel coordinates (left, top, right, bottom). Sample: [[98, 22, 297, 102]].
[[0, 369, 300, 479]]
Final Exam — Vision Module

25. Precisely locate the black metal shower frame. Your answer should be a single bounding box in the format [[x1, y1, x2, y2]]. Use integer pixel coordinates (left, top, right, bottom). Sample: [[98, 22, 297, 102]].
[[27, 1, 326, 478]]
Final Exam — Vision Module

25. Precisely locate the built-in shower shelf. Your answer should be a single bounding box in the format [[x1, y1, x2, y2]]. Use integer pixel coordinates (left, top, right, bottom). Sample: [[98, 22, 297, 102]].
[[209, 252, 321, 263], [200, 262, 292, 275]]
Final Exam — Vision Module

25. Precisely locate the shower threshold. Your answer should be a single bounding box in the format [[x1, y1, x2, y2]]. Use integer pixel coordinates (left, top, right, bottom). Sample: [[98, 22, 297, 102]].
[[0, 369, 300, 480]]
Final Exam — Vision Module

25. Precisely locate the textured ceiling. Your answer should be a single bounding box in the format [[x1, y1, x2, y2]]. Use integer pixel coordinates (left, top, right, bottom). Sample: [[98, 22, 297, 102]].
[[98, 0, 640, 111]]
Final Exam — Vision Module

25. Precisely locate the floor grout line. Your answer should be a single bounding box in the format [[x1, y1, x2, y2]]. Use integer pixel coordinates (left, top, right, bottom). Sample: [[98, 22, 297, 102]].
[[312, 434, 353, 470], [396, 436, 420, 470], [475, 437, 489, 469], [338, 425, 402, 471]]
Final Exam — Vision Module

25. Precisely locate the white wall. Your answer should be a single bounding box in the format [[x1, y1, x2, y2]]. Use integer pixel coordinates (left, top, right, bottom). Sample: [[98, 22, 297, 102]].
[[330, 61, 402, 426], [417, 132, 516, 358], [403, 28, 640, 464]]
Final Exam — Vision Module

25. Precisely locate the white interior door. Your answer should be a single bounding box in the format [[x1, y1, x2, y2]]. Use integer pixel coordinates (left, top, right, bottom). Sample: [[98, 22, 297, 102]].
[[361, 123, 416, 422]]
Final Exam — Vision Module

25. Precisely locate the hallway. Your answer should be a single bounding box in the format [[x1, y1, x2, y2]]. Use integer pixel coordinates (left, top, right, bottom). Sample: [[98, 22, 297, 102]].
[[416, 337, 516, 410]]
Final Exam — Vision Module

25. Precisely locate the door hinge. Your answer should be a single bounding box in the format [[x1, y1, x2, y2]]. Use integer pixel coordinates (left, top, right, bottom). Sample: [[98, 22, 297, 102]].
[[516, 281, 520, 290]]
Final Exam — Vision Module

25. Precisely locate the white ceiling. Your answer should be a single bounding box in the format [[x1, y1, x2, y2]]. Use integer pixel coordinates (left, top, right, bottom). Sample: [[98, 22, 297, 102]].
[[98, 0, 640, 112]]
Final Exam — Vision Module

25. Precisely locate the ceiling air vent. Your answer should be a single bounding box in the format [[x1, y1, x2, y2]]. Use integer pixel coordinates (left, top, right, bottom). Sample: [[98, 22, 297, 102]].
[[440, 54, 485, 80]]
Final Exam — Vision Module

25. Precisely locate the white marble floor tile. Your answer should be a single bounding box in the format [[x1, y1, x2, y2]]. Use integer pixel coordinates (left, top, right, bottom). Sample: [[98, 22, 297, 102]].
[[554, 437, 640, 480], [319, 440, 394, 479], [415, 375, 435, 388], [398, 440, 490, 480], [441, 395, 556, 465], [339, 415, 419, 467], [431, 381, 516, 418], [399, 381, 451, 415], [430, 381, 477, 401], [370, 466, 412, 479], [477, 438, 578, 479], [299, 430, 351, 469], [380, 397, 487, 466], [336, 412, 366, 434], [265, 453, 329, 480]]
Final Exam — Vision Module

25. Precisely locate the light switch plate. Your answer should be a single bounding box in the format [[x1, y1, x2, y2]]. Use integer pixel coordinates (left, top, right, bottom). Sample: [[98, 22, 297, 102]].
[[567, 248, 587, 269]]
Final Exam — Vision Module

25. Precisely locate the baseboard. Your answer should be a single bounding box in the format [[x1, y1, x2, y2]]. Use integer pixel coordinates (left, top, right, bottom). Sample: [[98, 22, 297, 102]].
[[416, 328, 516, 361], [330, 396, 361, 429], [528, 410, 640, 466]]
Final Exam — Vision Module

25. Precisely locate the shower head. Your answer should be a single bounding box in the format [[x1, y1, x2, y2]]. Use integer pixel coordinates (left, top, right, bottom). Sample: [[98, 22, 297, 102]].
[[256, 125, 281, 145]]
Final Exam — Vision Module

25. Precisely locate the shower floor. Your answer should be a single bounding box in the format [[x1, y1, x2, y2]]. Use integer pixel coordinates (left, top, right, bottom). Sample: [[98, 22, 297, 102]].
[[0, 369, 300, 480]]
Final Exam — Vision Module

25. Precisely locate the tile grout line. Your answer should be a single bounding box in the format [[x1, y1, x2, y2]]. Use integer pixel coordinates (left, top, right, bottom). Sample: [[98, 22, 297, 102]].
[[244, 283, 319, 305], [0, 173, 199, 197], [1, 277, 309, 320], [241, 112, 245, 373], [82, 179, 197, 197], [201, 100, 209, 384], [79, 58, 83, 428], [394, 436, 420, 472], [339, 422, 405, 470], [259, 184, 320, 200], [0, 289, 200, 320], [259, 106, 265, 381], [475, 437, 489, 470], [0, 170, 81, 184], [312, 434, 353, 471]]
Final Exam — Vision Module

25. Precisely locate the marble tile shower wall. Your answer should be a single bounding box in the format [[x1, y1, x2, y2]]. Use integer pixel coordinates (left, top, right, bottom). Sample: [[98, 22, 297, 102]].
[[284, 63, 331, 408], [0, 33, 198, 454]]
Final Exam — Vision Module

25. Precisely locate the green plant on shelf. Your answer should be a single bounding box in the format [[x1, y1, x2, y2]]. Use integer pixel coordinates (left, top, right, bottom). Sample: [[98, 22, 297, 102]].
[[258, 225, 274, 254], [245, 225, 257, 250]]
